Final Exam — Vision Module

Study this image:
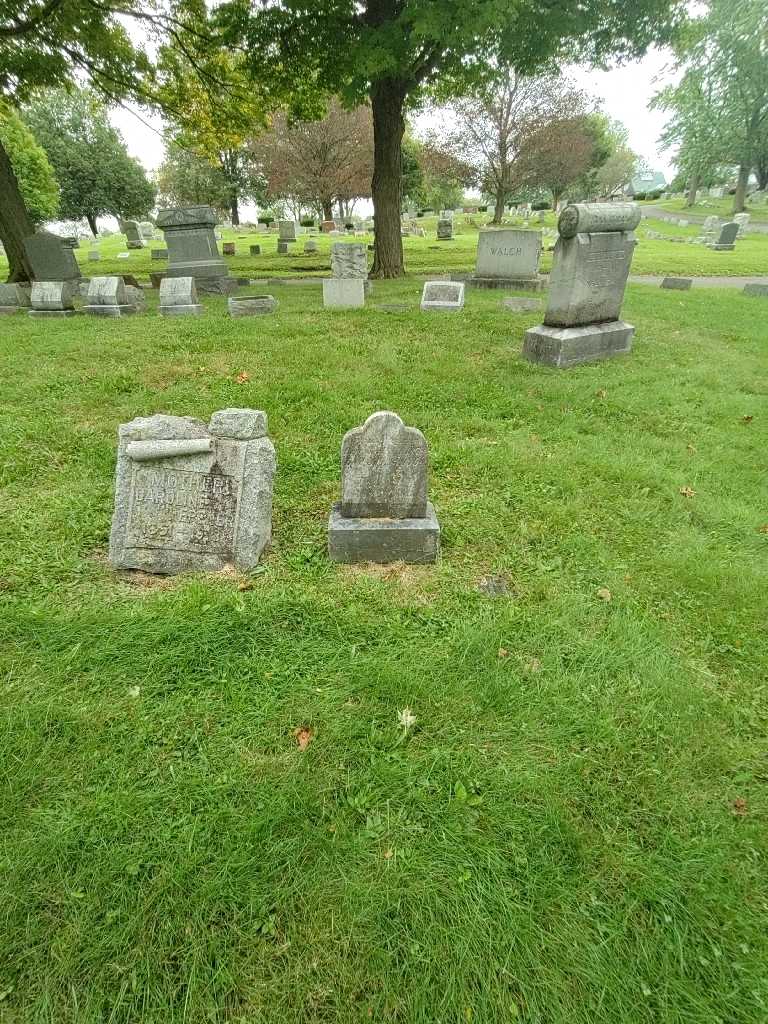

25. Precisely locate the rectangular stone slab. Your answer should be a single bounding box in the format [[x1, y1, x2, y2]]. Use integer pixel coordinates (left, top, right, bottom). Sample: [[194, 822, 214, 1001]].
[[328, 502, 440, 564], [475, 229, 541, 280], [544, 231, 637, 327], [523, 321, 634, 368]]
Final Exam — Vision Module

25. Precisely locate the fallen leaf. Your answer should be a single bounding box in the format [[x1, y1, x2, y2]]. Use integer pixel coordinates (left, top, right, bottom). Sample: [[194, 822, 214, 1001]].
[[679, 486, 695, 498], [595, 388, 607, 399], [398, 707, 417, 730], [383, 848, 393, 860], [686, 444, 697, 453], [732, 797, 748, 816], [759, 524, 768, 535], [497, 647, 510, 659], [127, 685, 140, 699], [597, 587, 612, 602], [237, 580, 254, 591], [742, 415, 753, 424], [293, 726, 313, 750], [235, 371, 251, 383]]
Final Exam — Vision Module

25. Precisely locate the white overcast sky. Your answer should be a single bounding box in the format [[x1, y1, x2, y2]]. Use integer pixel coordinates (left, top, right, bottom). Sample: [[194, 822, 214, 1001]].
[[110, 47, 681, 181]]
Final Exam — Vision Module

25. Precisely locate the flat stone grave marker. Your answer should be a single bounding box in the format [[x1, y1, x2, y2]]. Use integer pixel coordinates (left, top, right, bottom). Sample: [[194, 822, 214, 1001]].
[[249, 245, 261, 256], [222, 242, 236, 256], [159, 276, 202, 316], [322, 278, 365, 308], [661, 277, 693, 290], [502, 297, 542, 312], [743, 283, 768, 297], [228, 294, 278, 317], [328, 411, 440, 564], [420, 281, 465, 312], [84, 276, 138, 316], [109, 409, 276, 574], [151, 249, 168, 260]]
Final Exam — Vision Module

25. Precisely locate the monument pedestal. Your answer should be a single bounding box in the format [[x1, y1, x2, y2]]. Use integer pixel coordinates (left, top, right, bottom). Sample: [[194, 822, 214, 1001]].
[[523, 321, 634, 368], [328, 501, 440, 564], [470, 275, 545, 291]]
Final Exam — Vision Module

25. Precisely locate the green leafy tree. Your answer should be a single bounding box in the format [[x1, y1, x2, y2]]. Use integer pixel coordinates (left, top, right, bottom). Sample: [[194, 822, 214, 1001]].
[[0, 102, 59, 224], [23, 89, 154, 235], [216, 0, 686, 277], [155, 142, 234, 213]]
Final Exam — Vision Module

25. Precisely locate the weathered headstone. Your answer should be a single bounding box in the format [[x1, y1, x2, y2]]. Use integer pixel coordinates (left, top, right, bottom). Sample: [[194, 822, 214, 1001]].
[[28, 280, 78, 317], [322, 278, 365, 308], [159, 276, 202, 316], [330, 242, 368, 280], [121, 220, 145, 249], [420, 281, 464, 312], [661, 277, 692, 290], [522, 202, 640, 368], [437, 219, 453, 240], [151, 248, 168, 260], [249, 245, 261, 256], [222, 242, 236, 256], [156, 206, 235, 294], [707, 222, 739, 251], [23, 231, 81, 282], [471, 229, 543, 290], [502, 296, 542, 313], [743, 283, 768, 298], [228, 295, 278, 317], [327, 411, 440, 564], [109, 409, 276, 574], [0, 283, 31, 313], [733, 213, 750, 237], [321, 220, 335, 233], [278, 220, 299, 241], [139, 221, 155, 240], [84, 275, 138, 316], [88, 250, 101, 262], [304, 239, 318, 253]]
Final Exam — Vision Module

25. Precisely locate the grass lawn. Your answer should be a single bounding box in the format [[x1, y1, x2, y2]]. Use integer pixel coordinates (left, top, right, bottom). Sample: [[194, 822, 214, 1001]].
[[643, 197, 768, 224], [4, 213, 766, 284], [1, 280, 767, 1023]]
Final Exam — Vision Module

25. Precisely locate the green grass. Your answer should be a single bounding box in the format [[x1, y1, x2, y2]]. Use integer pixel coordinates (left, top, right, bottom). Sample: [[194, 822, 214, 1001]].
[[4, 211, 767, 284], [643, 196, 768, 224], [1, 282, 767, 1023]]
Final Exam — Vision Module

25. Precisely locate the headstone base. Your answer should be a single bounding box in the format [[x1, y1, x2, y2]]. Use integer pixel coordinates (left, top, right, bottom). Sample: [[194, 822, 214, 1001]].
[[228, 295, 278, 317], [126, 241, 145, 250], [522, 321, 634, 369], [328, 501, 440, 564], [661, 277, 692, 290], [159, 304, 203, 316], [709, 244, 735, 252], [28, 309, 78, 318], [323, 278, 365, 308], [470, 275, 545, 291], [0, 306, 25, 315], [83, 304, 137, 317]]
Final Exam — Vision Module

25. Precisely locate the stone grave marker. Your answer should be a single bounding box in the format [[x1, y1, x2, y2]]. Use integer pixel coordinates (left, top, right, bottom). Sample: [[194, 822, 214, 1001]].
[[228, 295, 278, 317], [156, 205, 235, 294], [502, 296, 542, 313], [28, 281, 78, 317], [63, 235, 80, 249], [437, 219, 453, 240], [304, 239, 318, 253], [743, 283, 768, 298], [323, 278, 365, 308], [84, 276, 138, 316], [278, 220, 299, 242], [0, 283, 31, 313], [151, 248, 168, 260], [140, 221, 155, 240], [734, 213, 750, 237], [472, 228, 543, 290], [327, 411, 440, 564], [88, 251, 101, 262], [109, 408, 276, 574], [420, 281, 465, 312], [249, 245, 261, 256], [159, 276, 202, 316], [707, 222, 739, 251], [321, 220, 335, 233], [523, 202, 640, 368], [661, 277, 692, 290], [24, 231, 81, 282], [121, 220, 145, 249]]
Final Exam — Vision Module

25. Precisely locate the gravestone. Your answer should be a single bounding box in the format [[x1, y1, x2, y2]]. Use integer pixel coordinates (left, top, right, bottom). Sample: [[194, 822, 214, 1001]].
[[420, 281, 465, 312], [84, 276, 138, 316], [327, 411, 440, 564], [156, 206, 235, 294], [330, 242, 367, 279], [249, 245, 261, 256], [304, 239, 318, 253], [707, 222, 739, 251], [159, 276, 202, 316], [661, 277, 692, 290], [0, 283, 31, 313], [437, 219, 453, 241], [150, 272, 165, 289], [523, 202, 640, 368], [28, 280, 78, 317], [63, 235, 80, 249], [109, 408, 276, 574], [23, 231, 81, 282], [140, 221, 155, 240], [321, 220, 335, 233], [278, 220, 299, 241], [702, 216, 721, 243], [472, 229, 543, 290], [743, 283, 768, 298], [121, 220, 145, 249], [323, 278, 365, 308], [228, 295, 278, 317], [222, 242, 236, 256], [151, 249, 168, 260], [733, 213, 750, 237]]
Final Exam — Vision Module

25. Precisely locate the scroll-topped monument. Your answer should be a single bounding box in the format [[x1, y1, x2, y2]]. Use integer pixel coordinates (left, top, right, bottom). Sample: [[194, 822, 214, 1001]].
[[109, 409, 276, 574], [156, 205, 235, 295], [327, 411, 440, 564], [523, 202, 640, 368]]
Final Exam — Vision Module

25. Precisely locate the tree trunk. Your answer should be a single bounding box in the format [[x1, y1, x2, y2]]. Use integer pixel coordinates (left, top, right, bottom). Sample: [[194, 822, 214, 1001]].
[[492, 187, 505, 224], [370, 77, 406, 278], [230, 193, 240, 226], [322, 200, 333, 221], [732, 164, 749, 213], [86, 212, 98, 236], [0, 136, 36, 282], [757, 161, 768, 191], [685, 172, 698, 207]]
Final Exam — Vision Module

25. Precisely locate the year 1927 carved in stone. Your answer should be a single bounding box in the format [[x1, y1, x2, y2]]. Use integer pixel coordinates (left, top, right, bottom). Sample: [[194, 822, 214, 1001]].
[[109, 409, 276, 574]]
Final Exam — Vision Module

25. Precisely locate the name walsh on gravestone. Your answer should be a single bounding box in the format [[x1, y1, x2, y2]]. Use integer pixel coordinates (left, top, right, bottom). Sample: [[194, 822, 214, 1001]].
[[472, 228, 543, 290], [109, 409, 276, 574], [523, 202, 640, 368], [328, 411, 440, 564]]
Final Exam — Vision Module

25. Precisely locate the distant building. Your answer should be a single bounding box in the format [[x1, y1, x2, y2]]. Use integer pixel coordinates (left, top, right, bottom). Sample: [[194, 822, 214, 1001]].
[[626, 172, 667, 197]]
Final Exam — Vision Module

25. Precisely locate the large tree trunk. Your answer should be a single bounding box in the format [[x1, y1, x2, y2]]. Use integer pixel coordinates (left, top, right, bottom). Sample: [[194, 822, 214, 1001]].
[[685, 172, 698, 207], [230, 192, 240, 226], [492, 187, 505, 224], [732, 164, 750, 213], [370, 77, 406, 278], [86, 212, 98, 236], [0, 136, 36, 282], [322, 200, 333, 221]]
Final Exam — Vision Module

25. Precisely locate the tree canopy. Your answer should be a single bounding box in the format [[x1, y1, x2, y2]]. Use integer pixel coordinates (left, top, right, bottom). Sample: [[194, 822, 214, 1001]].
[[0, 102, 59, 224]]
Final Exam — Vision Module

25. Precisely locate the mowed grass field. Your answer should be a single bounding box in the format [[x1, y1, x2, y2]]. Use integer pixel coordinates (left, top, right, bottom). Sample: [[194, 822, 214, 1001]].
[[1, 280, 767, 1023], [645, 196, 768, 224]]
